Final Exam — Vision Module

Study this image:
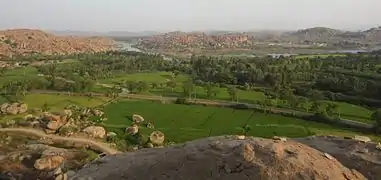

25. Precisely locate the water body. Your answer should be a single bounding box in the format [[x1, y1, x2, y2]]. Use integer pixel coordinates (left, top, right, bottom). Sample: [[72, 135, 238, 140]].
[[116, 41, 377, 60], [115, 42, 142, 52], [115, 41, 173, 61]]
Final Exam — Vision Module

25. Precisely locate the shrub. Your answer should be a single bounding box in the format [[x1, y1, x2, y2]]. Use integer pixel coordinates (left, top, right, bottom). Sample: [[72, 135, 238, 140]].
[[231, 103, 250, 110], [175, 97, 189, 104]]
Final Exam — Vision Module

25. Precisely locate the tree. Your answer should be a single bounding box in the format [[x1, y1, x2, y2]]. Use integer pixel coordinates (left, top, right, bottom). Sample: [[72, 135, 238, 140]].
[[204, 83, 219, 99], [332, 103, 340, 118], [311, 101, 327, 116], [227, 86, 238, 102], [42, 102, 50, 112], [182, 81, 195, 99], [151, 82, 158, 90], [137, 81, 149, 92], [326, 103, 338, 117], [237, 124, 252, 136], [166, 81, 177, 92], [299, 98, 311, 113]]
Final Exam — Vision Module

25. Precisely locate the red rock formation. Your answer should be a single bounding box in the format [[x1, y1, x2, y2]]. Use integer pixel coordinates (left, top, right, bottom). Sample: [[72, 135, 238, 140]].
[[0, 29, 115, 58]]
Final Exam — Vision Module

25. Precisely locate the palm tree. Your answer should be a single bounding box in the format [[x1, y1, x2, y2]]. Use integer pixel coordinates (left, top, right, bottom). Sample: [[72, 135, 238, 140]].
[[236, 124, 252, 136]]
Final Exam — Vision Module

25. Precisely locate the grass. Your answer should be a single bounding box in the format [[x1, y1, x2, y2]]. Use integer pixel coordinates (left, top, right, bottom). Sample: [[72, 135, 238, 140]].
[[295, 54, 346, 59], [2, 66, 39, 76], [22, 94, 110, 111], [0, 93, 111, 123], [98, 71, 189, 84], [0, 66, 40, 85], [326, 101, 374, 123], [102, 100, 370, 143]]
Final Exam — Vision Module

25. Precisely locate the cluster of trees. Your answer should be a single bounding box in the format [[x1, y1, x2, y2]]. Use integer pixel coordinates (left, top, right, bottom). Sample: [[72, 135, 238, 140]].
[[37, 51, 172, 81]]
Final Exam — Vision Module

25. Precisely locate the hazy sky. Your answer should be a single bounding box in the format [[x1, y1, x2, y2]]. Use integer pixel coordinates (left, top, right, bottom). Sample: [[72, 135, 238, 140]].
[[1, 0, 379, 32]]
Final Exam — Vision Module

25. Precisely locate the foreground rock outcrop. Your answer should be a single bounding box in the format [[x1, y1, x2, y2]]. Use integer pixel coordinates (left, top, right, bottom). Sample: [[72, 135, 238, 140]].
[[72, 136, 366, 180], [0, 102, 28, 115], [295, 136, 381, 180], [0, 29, 115, 58]]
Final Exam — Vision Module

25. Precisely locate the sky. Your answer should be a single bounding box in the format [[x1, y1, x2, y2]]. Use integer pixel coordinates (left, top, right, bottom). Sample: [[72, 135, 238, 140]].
[[0, 0, 379, 32]]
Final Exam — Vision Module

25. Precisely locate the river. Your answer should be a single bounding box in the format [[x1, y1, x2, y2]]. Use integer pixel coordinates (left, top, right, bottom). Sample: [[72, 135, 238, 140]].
[[115, 41, 173, 61]]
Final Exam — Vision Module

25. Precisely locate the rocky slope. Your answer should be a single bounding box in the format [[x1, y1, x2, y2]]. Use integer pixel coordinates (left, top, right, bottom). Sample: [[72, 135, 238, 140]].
[[136, 27, 381, 52], [71, 135, 368, 180], [137, 31, 252, 53], [0, 29, 115, 58]]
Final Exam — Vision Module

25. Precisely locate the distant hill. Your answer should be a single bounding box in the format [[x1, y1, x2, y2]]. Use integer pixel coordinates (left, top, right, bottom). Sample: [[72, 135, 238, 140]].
[[49, 30, 160, 38], [135, 26, 381, 52], [275, 27, 381, 44], [48, 30, 105, 37], [0, 29, 115, 59]]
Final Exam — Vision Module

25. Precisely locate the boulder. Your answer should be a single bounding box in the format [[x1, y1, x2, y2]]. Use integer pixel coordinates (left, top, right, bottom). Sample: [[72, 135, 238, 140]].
[[0, 103, 9, 113], [6, 103, 19, 115], [146, 122, 155, 129], [132, 114, 144, 124], [376, 142, 381, 151], [272, 136, 287, 142], [353, 135, 371, 143], [24, 114, 34, 121], [92, 109, 104, 117], [107, 132, 117, 137], [149, 131, 165, 146], [125, 125, 139, 135], [83, 126, 106, 138], [0, 102, 28, 115], [63, 109, 72, 117], [55, 173, 68, 180], [47, 121, 61, 130], [43, 112, 62, 122], [18, 103, 28, 114], [34, 155, 65, 171]]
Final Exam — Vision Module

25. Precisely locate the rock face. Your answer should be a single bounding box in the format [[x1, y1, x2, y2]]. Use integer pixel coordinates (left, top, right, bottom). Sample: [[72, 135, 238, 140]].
[[0, 102, 28, 115], [71, 136, 366, 180], [83, 126, 106, 138], [295, 135, 381, 180], [0, 29, 115, 59]]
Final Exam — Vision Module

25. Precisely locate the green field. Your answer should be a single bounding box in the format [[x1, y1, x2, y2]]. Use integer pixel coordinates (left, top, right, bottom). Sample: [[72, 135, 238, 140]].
[[323, 101, 373, 123], [2, 66, 39, 76], [23, 94, 110, 111], [98, 71, 189, 84], [0, 66, 40, 85], [103, 100, 368, 143], [98, 71, 373, 123]]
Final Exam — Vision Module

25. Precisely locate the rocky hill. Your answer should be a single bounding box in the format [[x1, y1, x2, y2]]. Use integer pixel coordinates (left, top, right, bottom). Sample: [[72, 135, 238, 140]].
[[278, 27, 381, 45], [136, 31, 252, 53], [0, 29, 115, 59], [136, 27, 381, 52], [71, 135, 379, 180]]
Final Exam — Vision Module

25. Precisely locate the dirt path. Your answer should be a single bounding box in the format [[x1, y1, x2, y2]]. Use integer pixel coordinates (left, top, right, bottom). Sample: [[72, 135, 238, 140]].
[[0, 128, 120, 155]]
